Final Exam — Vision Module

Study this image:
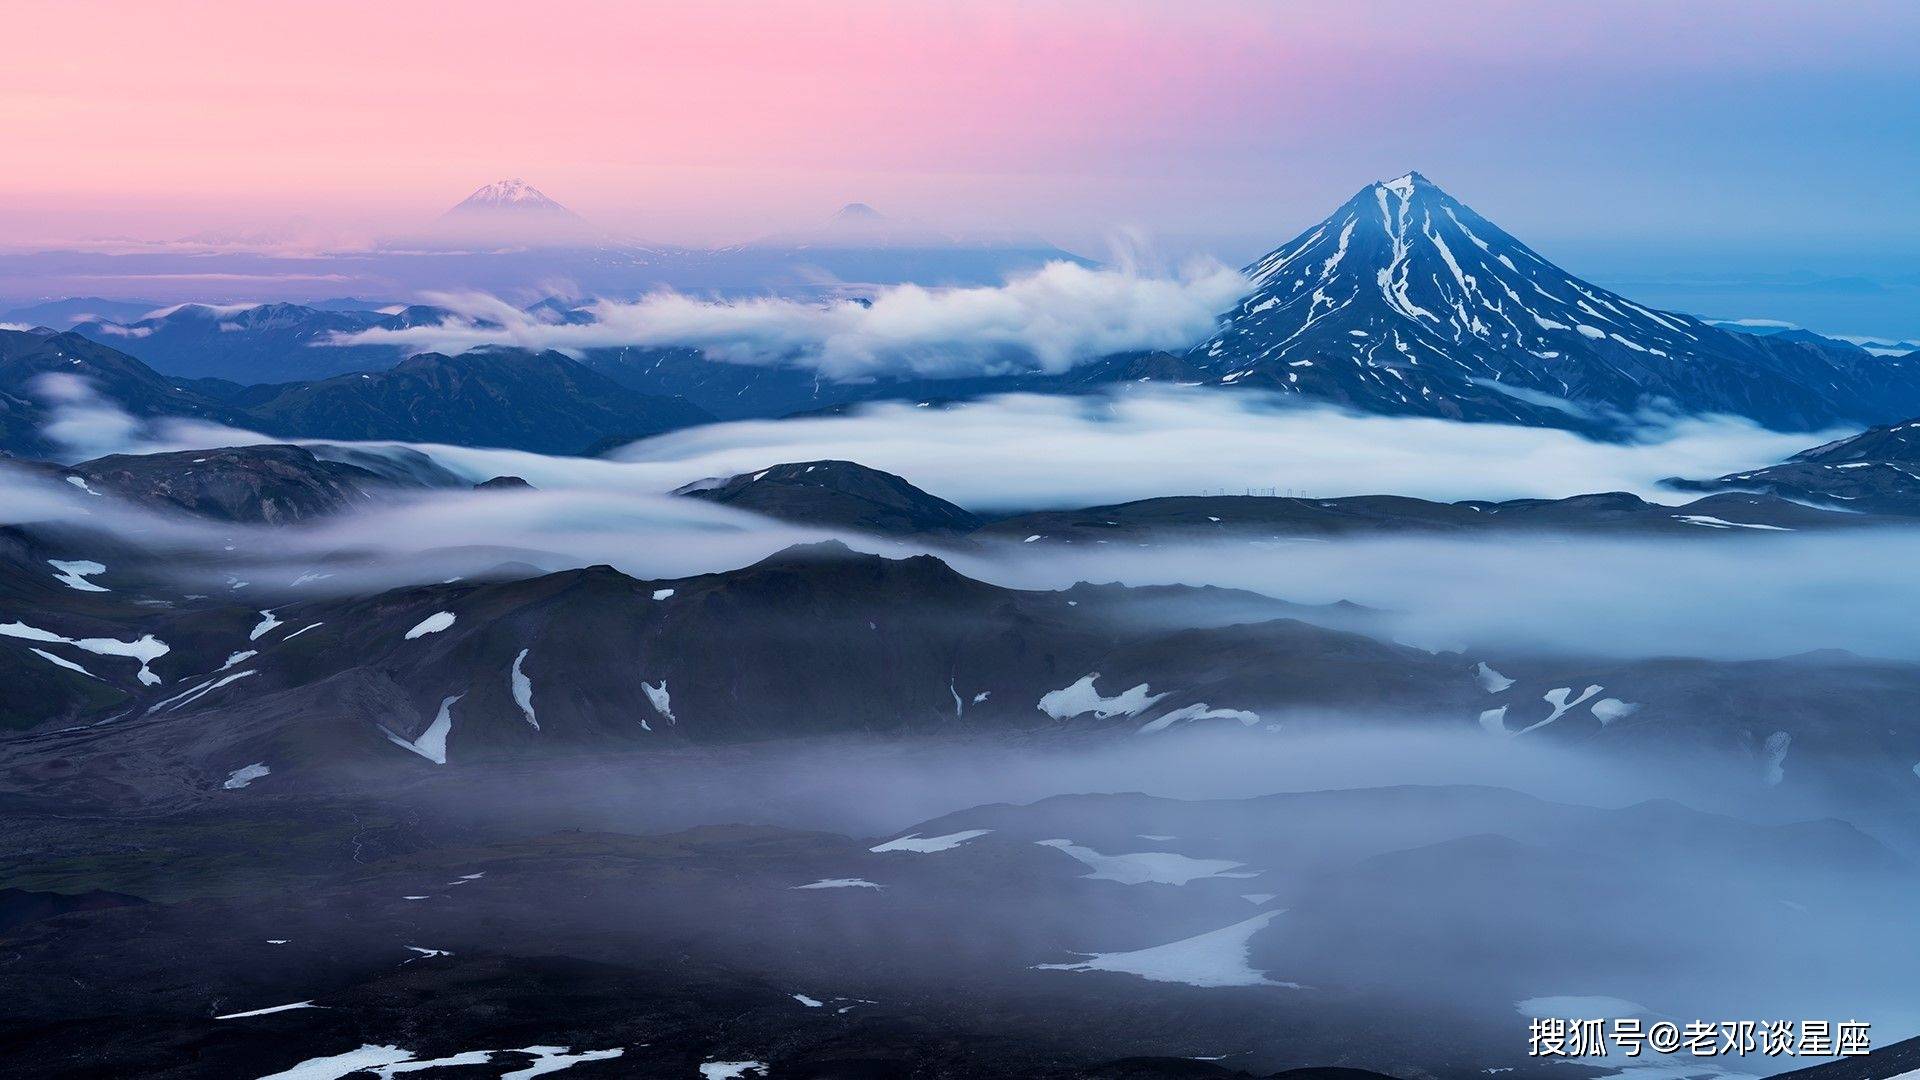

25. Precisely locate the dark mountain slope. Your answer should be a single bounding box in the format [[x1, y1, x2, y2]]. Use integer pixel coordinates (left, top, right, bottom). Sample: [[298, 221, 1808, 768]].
[[977, 490, 1878, 544], [1670, 414, 1920, 515], [675, 460, 982, 537], [0, 543, 1477, 779], [233, 348, 712, 454], [70, 302, 405, 381], [60, 444, 397, 524], [579, 346, 1203, 423], [0, 330, 248, 457]]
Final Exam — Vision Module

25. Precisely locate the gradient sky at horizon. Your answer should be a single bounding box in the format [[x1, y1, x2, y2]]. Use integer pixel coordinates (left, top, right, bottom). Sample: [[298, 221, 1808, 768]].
[[4, 1, 1917, 331]]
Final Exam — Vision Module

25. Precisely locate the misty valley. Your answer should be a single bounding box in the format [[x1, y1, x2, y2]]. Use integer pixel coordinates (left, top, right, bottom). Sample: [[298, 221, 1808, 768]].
[[5, 167, 1920, 1080]]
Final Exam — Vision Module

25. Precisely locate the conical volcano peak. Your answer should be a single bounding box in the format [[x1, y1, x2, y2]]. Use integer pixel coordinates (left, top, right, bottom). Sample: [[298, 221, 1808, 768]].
[[1365, 172, 1469, 214], [1188, 171, 1878, 429], [450, 179, 570, 213], [424, 178, 600, 247], [1377, 171, 1431, 196], [831, 202, 884, 222]]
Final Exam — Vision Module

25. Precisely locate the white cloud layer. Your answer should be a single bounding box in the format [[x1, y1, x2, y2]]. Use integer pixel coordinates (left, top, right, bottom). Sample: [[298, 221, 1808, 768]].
[[325, 260, 1250, 378], [603, 389, 1822, 509], [97, 384, 1819, 511], [9, 384, 1917, 663], [31, 373, 147, 460]]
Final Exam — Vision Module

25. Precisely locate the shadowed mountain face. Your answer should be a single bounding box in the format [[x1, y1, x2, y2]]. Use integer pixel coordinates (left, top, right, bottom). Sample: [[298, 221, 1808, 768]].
[[676, 460, 983, 537], [50, 289, 1217, 430], [0, 329, 248, 458], [226, 348, 713, 455], [666, 458, 1891, 543], [577, 345, 1205, 422], [0, 328, 714, 458], [977, 490, 1887, 543], [1670, 414, 1920, 515], [69, 302, 411, 382], [1795, 419, 1920, 465], [1190, 173, 1920, 431], [58, 444, 399, 524], [0, 887, 146, 934], [9, 535, 1920, 818]]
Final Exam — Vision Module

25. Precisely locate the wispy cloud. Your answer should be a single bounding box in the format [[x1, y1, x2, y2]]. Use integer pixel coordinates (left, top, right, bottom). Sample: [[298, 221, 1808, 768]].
[[30, 373, 148, 460], [602, 388, 1821, 510], [324, 260, 1249, 378]]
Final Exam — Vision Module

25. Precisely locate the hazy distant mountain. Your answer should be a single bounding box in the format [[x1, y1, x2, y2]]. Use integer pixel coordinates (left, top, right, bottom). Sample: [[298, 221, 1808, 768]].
[[0, 184, 1096, 303], [1710, 318, 1920, 358], [421, 178, 608, 248], [1191, 172, 1920, 431], [70, 302, 411, 382], [0, 297, 158, 329], [447, 179, 575, 217]]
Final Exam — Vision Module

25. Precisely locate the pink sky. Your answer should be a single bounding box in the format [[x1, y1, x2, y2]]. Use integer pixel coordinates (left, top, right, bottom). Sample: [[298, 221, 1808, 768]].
[[4, 1, 1916, 258]]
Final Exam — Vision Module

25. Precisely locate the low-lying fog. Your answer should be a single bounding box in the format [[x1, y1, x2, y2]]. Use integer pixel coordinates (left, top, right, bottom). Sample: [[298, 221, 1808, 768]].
[[15, 447, 1920, 662], [372, 725, 1920, 1051], [953, 531, 1920, 661], [391, 724, 1840, 841], [10, 386, 1920, 1065], [50, 381, 1823, 506]]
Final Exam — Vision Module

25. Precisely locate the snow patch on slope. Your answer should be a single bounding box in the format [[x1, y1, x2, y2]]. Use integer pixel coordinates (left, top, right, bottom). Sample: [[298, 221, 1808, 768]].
[[48, 559, 108, 592], [1039, 674, 1168, 720], [1035, 839, 1249, 885], [871, 829, 992, 853], [380, 694, 463, 765], [1035, 910, 1300, 988], [510, 648, 538, 729], [223, 763, 270, 790], [404, 611, 456, 639], [0, 620, 169, 685]]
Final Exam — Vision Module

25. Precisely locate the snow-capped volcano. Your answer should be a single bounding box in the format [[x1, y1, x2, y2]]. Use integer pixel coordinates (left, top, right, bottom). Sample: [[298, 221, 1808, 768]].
[[1193, 172, 1920, 430], [449, 178, 572, 213], [428, 178, 600, 246]]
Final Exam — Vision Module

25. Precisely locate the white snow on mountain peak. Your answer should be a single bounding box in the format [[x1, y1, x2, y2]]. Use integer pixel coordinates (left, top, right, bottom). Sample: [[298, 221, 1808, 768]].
[[456, 178, 563, 210], [1378, 171, 1424, 196]]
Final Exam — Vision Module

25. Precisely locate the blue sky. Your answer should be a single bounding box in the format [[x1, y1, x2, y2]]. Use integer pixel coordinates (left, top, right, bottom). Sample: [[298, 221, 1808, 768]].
[[2, 1, 1915, 336]]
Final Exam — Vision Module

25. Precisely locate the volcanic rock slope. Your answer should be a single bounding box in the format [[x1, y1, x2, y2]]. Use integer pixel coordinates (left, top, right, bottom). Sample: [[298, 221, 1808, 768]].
[[1672, 414, 1920, 515], [1191, 172, 1920, 430]]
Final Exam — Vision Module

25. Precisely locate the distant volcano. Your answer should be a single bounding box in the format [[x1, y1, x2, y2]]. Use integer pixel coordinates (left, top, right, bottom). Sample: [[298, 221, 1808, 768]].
[[424, 178, 603, 247]]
